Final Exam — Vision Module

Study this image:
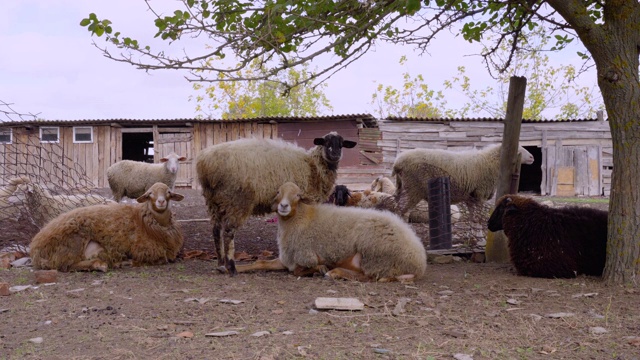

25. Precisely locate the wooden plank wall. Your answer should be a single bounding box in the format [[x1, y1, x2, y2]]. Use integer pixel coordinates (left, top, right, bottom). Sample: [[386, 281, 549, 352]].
[[378, 120, 613, 196]]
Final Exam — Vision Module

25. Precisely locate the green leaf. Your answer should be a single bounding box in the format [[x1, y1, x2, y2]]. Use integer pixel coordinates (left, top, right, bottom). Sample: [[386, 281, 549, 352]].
[[94, 25, 104, 37], [89, 13, 97, 21], [186, 0, 195, 7], [79, 18, 91, 27]]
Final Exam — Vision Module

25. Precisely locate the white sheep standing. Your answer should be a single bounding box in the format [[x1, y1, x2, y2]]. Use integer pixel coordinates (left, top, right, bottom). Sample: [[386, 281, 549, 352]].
[[20, 182, 115, 228], [392, 144, 534, 216], [235, 182, 427, 282], [0, 176, 30, 221], [107, 152, 187, 202], [30, 182, 184, 272], [196, 132, 357, 275]]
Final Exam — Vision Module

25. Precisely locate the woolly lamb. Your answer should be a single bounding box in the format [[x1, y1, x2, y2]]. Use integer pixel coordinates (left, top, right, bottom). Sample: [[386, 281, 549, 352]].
[[0, 176, 30, 221], [487, 194, 608, 278], [107, 152, 187, 202], [329, 185, 394, 208], [371, 175, 396, 194], [236, 182, 427, 282], [21, 182, 115, 228], [30, 182, 184, 272], [392, 144, 534, 216], [196, 132, 357, 275]]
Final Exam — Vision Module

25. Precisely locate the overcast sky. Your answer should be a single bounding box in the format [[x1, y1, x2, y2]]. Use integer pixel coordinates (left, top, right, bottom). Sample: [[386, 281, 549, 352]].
[[1, 1, 598, 121]]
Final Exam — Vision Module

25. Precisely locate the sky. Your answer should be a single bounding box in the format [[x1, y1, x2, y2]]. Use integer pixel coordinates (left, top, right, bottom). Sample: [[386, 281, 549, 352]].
[[0, 1, 599, 121]]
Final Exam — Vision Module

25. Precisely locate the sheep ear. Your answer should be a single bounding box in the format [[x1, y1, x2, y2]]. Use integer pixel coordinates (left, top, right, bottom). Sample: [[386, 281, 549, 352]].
[[170, 192, 185, 202], [159, 157, 168, 163], [178, 156, 187, 161], [313, 137, 325, 146], [136, 191, 151, 203], [342, 140, 357, 148]]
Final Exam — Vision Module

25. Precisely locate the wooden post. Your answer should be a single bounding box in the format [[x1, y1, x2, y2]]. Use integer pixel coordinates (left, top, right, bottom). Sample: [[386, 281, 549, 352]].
[[486, 76, 527, 263]]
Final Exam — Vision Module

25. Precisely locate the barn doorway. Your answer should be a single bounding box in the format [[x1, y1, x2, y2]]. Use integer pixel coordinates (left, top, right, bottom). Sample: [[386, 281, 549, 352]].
[[122, 132, 154, 163], [518, 146, 543, 194]]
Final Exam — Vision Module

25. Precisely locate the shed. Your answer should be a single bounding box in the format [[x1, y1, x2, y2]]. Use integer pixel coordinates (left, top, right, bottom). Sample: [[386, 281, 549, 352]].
[[378, 116, 612, 196], [0, 114, 375, 190]]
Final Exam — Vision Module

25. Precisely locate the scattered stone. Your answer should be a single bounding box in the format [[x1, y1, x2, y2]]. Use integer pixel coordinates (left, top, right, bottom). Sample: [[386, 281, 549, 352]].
[[205, 331, 239, 337], [326, 289, 338, 294], [392, 298, 410, 316], [0, 308, 9, 313], [219, 299, 244, 305], [11, 257, 31, 268], [9, 285, 33, 293], [528, 314, 543, 321], [91, 280, 104, 286], [281, 331, 294, 335], [572, 293, 598, 298], [308, 309, 319, 315], [453, 354, 473, 360], [546, 312, 575, 318], [314, 297, 364, 311], [176, 331, 194, 338], [35, 270, 58, 284], [588, 309, 605, 319], [0, 282, 10, 296], [184, 298, 210, 304], [589, 327, 608, 335], [625, 336, 640, 346], [506, 299, 520, 305], [373, 348, 391, 354], [250, 331, 270, 337], [28, 337, 44, 344], [437, 290, 454, 296], [271, 309, 284, 315]]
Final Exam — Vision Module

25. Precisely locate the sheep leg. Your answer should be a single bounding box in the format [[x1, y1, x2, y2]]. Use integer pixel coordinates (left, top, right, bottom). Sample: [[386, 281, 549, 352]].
[[69, 259, 108, 272], [324, 253, 372, 282], [235, 258, 288, 273], [222, 226, 237, 276], [212, 223, 227, 272]]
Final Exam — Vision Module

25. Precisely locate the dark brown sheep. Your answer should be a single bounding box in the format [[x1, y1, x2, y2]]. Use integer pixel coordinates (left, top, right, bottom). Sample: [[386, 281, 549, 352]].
[[487, 194, 608, 278]]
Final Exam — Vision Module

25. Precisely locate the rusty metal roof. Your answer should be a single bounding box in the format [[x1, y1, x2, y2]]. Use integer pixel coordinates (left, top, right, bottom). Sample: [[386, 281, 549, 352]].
[[0, 113, 376, 127], [383, 116, 606, 123]]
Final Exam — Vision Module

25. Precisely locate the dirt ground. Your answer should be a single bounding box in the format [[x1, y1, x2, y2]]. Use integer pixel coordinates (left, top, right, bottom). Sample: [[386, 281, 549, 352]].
[[1, 189, 639, 360]]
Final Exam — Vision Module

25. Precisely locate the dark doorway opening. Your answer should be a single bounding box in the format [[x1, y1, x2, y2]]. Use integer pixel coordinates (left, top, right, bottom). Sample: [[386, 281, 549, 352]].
[[518, 146, 543, 194], [122, 132, 154, 163]]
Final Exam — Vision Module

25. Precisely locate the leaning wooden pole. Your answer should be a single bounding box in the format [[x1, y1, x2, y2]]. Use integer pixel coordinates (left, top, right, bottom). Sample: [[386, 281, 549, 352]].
[[485, 76, 527, 263]]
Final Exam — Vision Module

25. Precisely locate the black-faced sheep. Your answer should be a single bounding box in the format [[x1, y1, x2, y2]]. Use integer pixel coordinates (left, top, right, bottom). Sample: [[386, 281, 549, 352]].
[[329, 184, 394, 208], [235, 182, 427, 282], [107, 152, 187, 202], [487, 194, 608, 278], [392, 144, 535, 216], [0, 176, 30, 221], [30, 182, 184, 272], [20, 182, 115, 228], [196, 132, 357, 275]]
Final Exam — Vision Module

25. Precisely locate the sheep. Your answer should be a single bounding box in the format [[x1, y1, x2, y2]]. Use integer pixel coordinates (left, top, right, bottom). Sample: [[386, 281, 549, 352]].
[[0, 176, 30, 221], [329, 184, 394, 208], [371, 175, 396, 194], [487, 194, 608, 278], [196, 132, 357, 275], [107, 152, 187, 202], [20, 182, 115, 228], [29, 182, 184, 272], [392, 144, 535, 216], [235, 182, 427, 282]]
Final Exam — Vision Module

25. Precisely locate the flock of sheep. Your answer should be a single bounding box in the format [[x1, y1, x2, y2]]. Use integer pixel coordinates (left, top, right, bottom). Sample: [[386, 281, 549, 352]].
[[1, 131, 610, 281]]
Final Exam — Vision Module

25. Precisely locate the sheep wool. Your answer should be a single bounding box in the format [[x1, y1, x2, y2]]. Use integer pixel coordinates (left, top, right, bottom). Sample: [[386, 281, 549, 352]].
[[487, 194, 608, 278], [30, 183, 184, 272]]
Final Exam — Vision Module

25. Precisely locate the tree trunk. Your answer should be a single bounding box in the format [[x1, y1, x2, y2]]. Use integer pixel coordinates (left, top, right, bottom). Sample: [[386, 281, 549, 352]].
[[587, 4, 640, 285]]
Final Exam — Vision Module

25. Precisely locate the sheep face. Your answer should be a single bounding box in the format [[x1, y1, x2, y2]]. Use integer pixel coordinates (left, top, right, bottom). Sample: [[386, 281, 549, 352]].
[[137, 182, 184, 212], [313, 132, 357, 164], [487, 195, 517, 232], [273, 182, 302, 218], [518, 146, 535, 165], [332, 185, 351, 206], [160, 152, 187, 174]]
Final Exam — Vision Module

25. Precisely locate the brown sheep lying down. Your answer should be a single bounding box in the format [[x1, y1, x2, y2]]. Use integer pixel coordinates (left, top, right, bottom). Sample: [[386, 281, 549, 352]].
[[30, 183, 184, 272], [236, 182, 427, 282], [487, 194, 608, 278]]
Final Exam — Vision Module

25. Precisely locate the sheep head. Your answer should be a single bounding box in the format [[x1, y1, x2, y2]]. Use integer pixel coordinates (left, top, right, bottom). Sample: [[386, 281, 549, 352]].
[[487, 194, 527, 232], [331, 184, 351, 206], [273, 182, 307, 219], [518, 146, 535, 165], [313, 132, 357, 165], [160, 152, 187, 174], [137, 182, 184, 214]]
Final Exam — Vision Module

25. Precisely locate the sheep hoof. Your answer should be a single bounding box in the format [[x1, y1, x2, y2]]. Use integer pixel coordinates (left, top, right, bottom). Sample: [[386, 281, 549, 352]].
[[93, 261, 108, 273], [216, 266, 228, 274]]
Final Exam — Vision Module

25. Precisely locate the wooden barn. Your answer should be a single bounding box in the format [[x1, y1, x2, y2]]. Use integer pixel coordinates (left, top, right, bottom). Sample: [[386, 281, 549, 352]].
[[0, 114, 377, 190], [377, 115, 612, 197]]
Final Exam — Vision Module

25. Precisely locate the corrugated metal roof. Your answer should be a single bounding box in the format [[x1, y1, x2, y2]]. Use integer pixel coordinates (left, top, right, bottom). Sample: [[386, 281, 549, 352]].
[[0, 113, 376, 127], [384, 116, 606, 123]]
